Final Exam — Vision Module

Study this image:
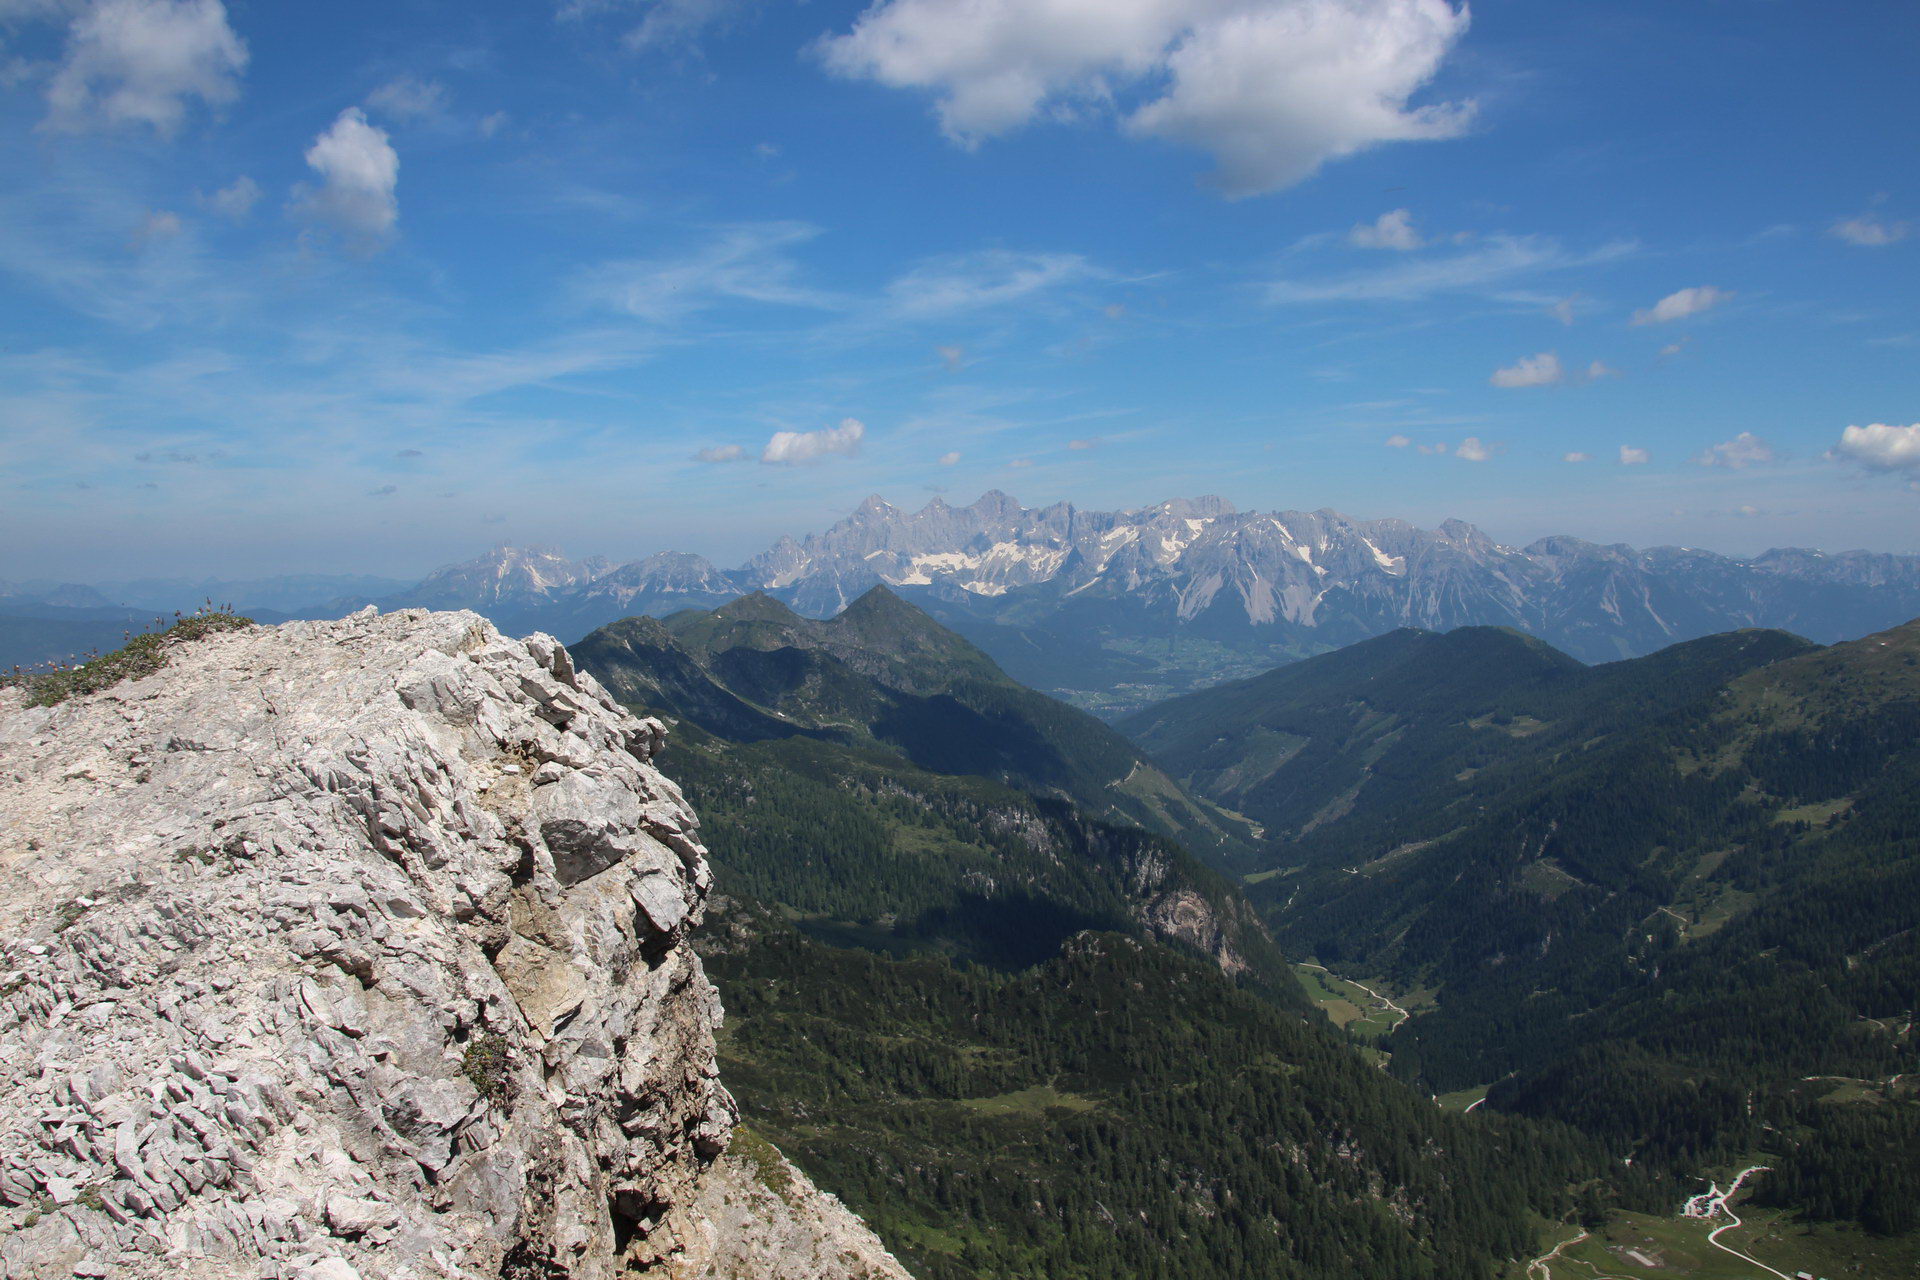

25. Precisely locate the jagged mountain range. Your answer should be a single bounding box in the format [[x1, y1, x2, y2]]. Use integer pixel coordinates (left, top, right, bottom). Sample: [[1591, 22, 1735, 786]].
[[379, 493, 1920, 713], [16, 492, 1920, 712]]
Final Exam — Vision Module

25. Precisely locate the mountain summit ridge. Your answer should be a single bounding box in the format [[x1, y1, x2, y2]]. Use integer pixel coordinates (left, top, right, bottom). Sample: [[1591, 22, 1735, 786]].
[[366, 493, 1920, 713]]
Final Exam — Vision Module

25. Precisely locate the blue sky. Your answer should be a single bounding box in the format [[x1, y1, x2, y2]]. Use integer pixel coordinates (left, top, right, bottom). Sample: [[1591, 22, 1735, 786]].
[[1, 0, 1916, 580]]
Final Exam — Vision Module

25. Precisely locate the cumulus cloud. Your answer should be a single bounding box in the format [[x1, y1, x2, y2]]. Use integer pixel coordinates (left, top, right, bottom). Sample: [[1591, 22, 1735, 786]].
[[1385, 433, 1412, 448], [695, 443, 745, 463], [1454, 435, 1492, 462], [201, 174, 259, 219], [1347, 207, 1422, 250], [43, 0, 247, 135], [1830, 422, 1920, 474], [1563, 451, 1591, 463], [295, 108, 400, 245], [762, 417, 865, 465], [939, 450, 962, 465], [1695, 431, 1774, 469], [1830, 213, 1909, 248], [1490, 351, 1563, 388], [819, 0, 1474, 198], [1619, 445, 1649, 465], [1632, 285, 1730, 326]]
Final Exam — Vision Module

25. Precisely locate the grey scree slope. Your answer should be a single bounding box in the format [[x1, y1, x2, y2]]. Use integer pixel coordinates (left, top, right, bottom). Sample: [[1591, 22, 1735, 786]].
[[0, 608, 910, 1280]]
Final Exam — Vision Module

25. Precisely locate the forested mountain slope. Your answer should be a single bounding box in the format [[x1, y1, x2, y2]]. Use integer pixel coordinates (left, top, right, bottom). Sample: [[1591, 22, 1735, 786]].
[[573, 587, 1255, 861], [569, 595, 1608, 1280], [1125, 618, 1920, 1240]]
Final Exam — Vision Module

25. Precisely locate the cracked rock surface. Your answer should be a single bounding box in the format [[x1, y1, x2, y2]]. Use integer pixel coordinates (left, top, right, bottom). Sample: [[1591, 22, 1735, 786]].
[[0, 608, 910, 1280]]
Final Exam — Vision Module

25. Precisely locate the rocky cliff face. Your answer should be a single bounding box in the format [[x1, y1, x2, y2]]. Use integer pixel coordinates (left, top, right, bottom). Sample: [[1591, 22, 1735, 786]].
[[0, 609, 909, 1280]]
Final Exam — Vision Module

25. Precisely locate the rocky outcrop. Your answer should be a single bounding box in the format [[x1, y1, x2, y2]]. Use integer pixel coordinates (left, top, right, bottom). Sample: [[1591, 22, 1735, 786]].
[[0, 609, 910, 1280]]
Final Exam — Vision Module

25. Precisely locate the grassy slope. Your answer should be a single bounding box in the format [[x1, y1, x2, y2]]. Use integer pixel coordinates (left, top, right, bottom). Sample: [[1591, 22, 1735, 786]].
[[1123, 618, 1920, 1252]]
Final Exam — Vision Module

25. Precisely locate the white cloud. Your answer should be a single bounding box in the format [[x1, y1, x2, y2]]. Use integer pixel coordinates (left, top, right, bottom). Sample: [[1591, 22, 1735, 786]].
[[582, 223, 833, 322], [479, 111, 509, 138], [1551, 293, 1578, 326], [820, 0, 1474, 198], [1068, 437, 1098, 450], [366, 75, 448, 122], [762, 417, 865, 465], [695, 443, 745, 463], [1417, 441, 1447, 455], [1830, 213, 1909, 248], [1490, 351, 1562, 388], [1562, 451, 1590, 463], [1830, 422, 1920, 474], [201, 174, 258, 219], [1658, 338, 1688, 359], [939, 450, 962, 465], [294, 108, 400, 246], [43, 0, 246, 135], [1454, 435, 1491, 462], [885, 249, 1095, 319], [936, 343, 966, 370], [1347, 207, 1423, 250], [1695, 431, 1773, 469], [1585, 359, 1617, 381], [1631, 285, 1730, 326], [1384, 433, 1411, 448], [1619, 445, 1649, 465], [1266, 234, 1632, 305]]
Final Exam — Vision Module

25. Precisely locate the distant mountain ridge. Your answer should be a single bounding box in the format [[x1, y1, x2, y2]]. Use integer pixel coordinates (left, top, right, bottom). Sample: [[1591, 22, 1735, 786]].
[[377, 492, 1920, 713], [26, 494, 1920, 712]]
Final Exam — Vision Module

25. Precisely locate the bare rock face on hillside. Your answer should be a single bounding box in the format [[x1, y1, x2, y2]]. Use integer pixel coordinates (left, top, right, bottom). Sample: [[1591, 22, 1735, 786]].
[[0, 609, 910, 1280]]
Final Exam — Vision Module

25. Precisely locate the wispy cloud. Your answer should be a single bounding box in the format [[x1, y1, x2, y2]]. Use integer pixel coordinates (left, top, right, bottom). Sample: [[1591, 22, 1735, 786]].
[[1695, 431, 1774, 469], [1265, 234, 1634, 305], [579, 222, 839, 322], [883, 249, 1099, 320], [1631, 285, 1730, 326], [1490, 351, 1562, 388], [1347, 208, 1423, 251], [1830, 211, 1909, 248]]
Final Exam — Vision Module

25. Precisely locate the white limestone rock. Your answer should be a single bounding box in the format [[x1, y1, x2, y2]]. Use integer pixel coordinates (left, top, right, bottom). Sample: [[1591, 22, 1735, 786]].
[[0, 608, 910, 1280]]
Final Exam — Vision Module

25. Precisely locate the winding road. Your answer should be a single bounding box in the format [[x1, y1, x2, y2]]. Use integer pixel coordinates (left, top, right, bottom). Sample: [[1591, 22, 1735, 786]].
[[1523, 1229, 1588, 1280], [1680, 1165, 1791, 1280], [1297, 962, 1410, 1030]]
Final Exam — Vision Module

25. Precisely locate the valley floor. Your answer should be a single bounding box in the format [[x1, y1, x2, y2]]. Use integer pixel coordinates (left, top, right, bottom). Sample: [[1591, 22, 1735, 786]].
[[1513, 1172, 1920, 1280]]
